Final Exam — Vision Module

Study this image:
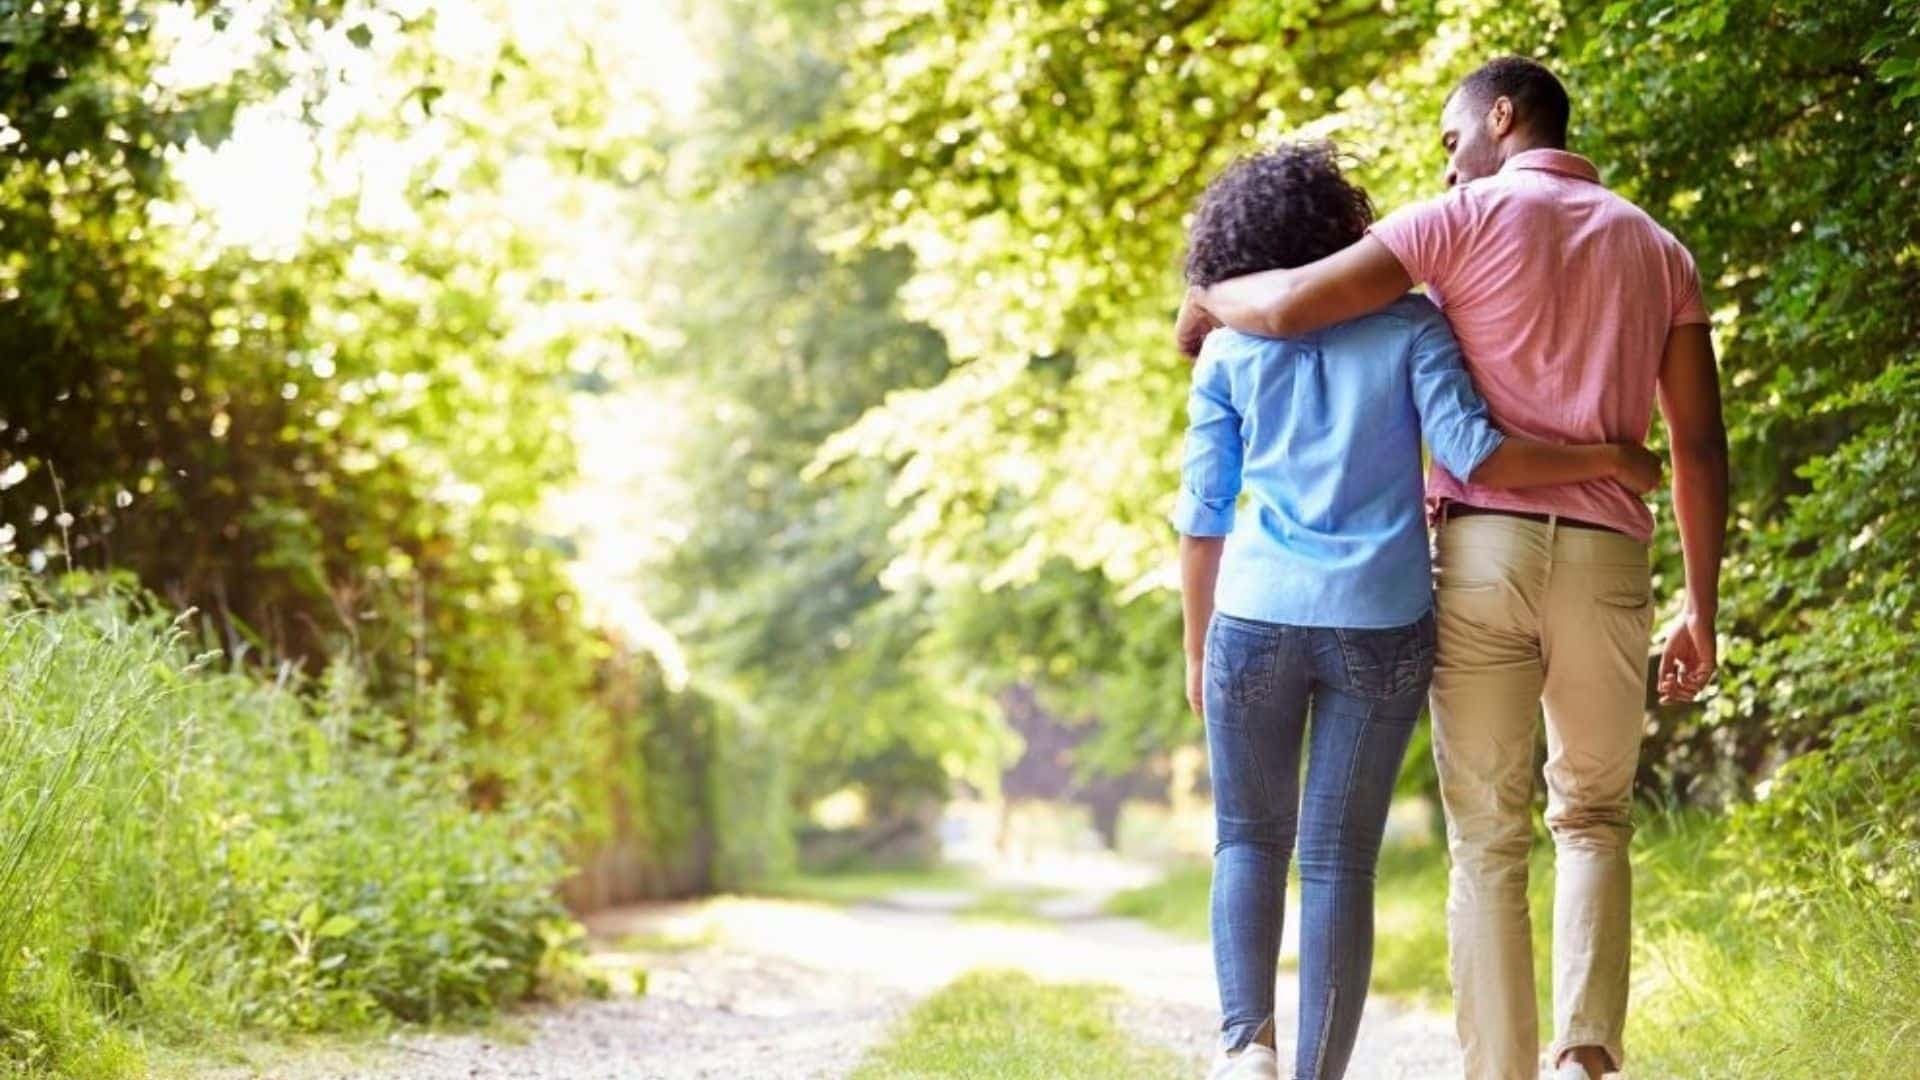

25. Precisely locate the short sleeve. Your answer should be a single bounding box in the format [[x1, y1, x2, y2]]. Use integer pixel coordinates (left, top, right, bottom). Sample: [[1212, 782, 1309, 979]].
[[1367, 188, 1476, 297], [1169, 345, 1244, 538], [1668, 239, 1708, 326], [1404, 306, 1505, 480]]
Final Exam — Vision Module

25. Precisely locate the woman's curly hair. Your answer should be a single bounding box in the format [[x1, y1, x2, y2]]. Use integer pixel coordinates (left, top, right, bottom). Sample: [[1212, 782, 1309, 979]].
[[1183, 140, 1376, 287]]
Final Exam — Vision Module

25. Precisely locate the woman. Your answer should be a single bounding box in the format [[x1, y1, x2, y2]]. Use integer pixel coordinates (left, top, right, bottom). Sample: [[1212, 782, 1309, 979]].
[[1171, 141, 1658, 1080]]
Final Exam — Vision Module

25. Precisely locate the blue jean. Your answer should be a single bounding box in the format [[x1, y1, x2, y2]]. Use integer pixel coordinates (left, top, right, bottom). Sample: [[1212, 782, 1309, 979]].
[[1204, 610, 1435, 1079]]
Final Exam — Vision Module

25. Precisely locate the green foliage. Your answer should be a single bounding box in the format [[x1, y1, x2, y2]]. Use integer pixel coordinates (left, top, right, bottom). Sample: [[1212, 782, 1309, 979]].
[[1565, 0, 1920, 889], [0, 0, 670, 839], [0, 573, 573, 1073], [117, 671, 567, 1033], [0, 574, 196, 997], [780, 0, 1454, 596], [922, 562, 1185, 778], [1, 0, 753, 947]]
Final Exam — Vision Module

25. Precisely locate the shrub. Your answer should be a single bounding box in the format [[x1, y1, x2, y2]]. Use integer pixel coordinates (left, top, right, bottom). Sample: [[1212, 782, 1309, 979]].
[[0, 571, 574, 1073]]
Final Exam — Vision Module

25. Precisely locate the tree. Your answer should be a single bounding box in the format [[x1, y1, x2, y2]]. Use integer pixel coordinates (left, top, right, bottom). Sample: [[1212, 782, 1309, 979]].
[[0, 0, 692, 840]]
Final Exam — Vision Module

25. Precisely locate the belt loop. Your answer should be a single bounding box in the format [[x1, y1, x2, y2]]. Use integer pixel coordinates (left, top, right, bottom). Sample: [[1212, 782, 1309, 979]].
[[1543, 513, 1559, 588]]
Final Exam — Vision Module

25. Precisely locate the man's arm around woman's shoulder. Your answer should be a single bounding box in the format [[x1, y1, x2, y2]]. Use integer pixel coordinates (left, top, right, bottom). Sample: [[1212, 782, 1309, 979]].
[[1176, 235, 1416, 355]]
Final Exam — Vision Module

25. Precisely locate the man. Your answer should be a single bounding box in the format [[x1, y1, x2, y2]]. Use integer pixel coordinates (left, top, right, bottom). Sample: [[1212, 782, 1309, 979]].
[[1173, 57, 1729, 1080]]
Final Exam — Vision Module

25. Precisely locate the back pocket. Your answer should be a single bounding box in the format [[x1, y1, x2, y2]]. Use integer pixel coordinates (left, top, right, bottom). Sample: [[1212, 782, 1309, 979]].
[[1207, 615, 1278, 708], [1333, 615, 1437, 702]]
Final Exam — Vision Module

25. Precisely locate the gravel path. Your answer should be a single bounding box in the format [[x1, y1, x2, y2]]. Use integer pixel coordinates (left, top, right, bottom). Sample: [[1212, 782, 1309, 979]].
[[212, 854, 1460, 1079], [364, 948, 905, 1080]]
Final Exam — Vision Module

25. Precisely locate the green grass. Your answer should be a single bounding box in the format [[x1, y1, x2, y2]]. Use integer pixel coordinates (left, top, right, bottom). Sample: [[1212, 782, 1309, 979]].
[[1625, 815, 1919, 1078], [851, 970, 1186, 1079], [1101, 811, 1919, 1078], [1362, 814, 1920, 1077], [1102, 861, 1211, 939], [1366, 840, 1458, 1006], [142, 1029, 390, 1080]]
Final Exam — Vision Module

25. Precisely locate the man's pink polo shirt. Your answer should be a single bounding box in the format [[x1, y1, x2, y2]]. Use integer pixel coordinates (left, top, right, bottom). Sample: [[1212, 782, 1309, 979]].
[[1368, 148, 1708, 542]]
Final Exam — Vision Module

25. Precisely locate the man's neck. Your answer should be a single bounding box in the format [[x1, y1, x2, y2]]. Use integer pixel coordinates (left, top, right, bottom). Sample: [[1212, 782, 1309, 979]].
[[1496, 138, 1564, 169]]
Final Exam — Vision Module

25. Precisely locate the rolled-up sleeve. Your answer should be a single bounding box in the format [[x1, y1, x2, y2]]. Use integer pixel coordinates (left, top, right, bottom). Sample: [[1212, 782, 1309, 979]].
[[1406, 307, 1505, 480], [1170, 349, 1243, 537]]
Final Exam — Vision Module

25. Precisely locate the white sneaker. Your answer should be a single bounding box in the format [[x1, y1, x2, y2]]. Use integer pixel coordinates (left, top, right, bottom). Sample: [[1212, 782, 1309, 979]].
[[1206, 1041, 1280, 1080]]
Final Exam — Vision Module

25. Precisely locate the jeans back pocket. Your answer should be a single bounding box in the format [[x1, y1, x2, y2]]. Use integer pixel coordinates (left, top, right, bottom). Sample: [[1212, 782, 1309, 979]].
[[1332, 613, 1437, 703], [1206, 614, 1279, 708]]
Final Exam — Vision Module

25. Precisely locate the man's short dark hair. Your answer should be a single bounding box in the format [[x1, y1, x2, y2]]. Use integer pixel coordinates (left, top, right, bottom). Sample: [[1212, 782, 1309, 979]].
[[1451, 56, 1570, 148], [1184, 140, 1375, 287]]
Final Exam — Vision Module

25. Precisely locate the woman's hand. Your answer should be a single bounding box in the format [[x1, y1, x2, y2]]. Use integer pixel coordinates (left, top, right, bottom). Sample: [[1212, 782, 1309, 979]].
[[1179, 535, 1224, 717], [1610, 443, 1664, 494], [1186, 652, 1206, 717]]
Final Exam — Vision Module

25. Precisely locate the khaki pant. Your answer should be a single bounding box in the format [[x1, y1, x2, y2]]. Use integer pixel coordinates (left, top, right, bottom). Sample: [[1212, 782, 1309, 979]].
[[1429, 513, 1653, 1078]]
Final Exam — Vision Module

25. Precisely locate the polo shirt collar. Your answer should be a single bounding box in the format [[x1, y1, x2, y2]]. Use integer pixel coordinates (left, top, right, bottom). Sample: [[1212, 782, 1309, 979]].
[[1501, 148, 1601, 183]]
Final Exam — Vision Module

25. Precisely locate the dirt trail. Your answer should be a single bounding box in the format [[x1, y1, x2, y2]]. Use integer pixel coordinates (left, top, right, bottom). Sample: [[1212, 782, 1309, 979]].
[[216, 853, 1461, 1079]]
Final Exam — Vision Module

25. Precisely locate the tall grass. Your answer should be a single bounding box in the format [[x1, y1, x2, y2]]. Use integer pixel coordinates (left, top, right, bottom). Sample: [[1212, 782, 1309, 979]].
[[0, 573, 576, 1075], [0, 587, 199, 992], [1628, 811, 1919, 1078]]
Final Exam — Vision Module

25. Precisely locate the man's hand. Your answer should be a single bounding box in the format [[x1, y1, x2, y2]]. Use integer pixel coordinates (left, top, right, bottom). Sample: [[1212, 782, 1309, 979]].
[[1610, 443, 1664, 494], [1175, 287, 1220, 360], [1657, 608, 1717, 703], [1185, 653, 1206, 717]]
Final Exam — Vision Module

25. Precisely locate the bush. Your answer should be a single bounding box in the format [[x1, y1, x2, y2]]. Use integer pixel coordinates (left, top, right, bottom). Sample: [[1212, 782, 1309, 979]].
[[0, 572, 574, 1074]]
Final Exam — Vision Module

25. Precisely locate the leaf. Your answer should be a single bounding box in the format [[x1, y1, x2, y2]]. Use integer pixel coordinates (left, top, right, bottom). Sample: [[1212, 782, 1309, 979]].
[[317, 914, 360, 938]]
